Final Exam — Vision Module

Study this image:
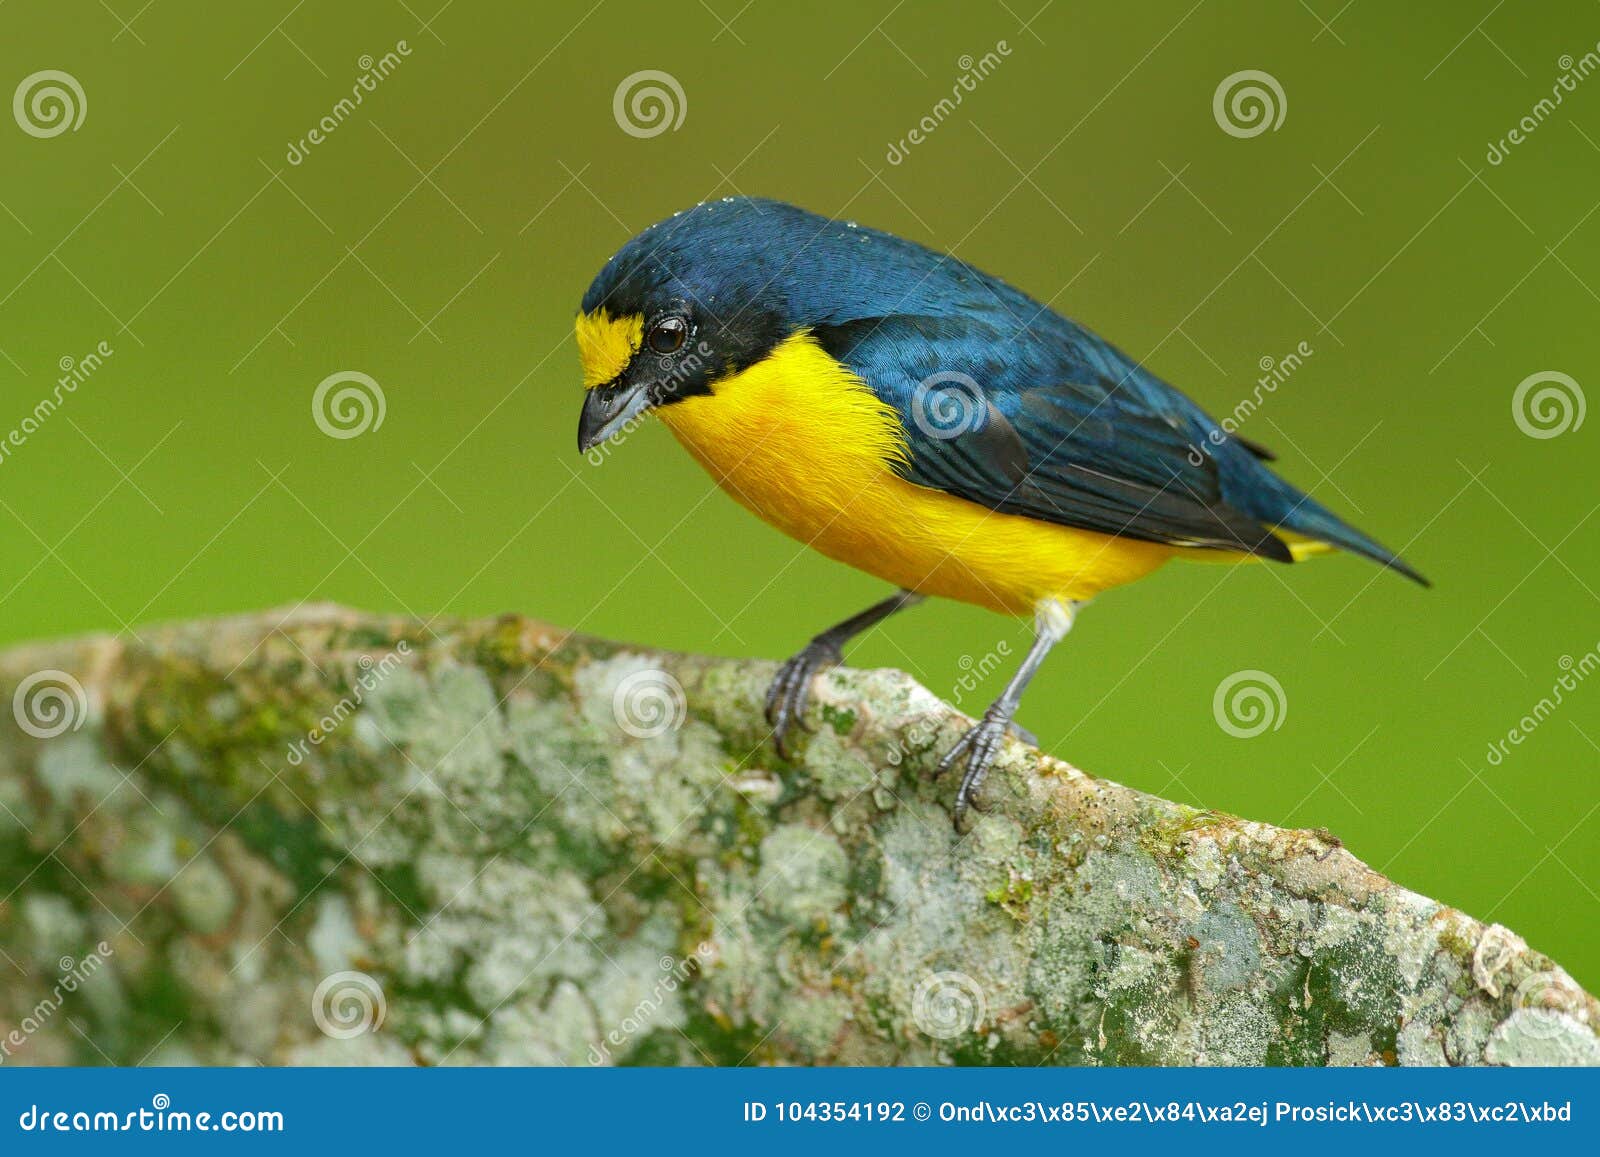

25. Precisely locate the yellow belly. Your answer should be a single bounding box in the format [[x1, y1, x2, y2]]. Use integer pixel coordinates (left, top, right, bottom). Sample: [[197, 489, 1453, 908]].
[[657, 335, 1177, 615]]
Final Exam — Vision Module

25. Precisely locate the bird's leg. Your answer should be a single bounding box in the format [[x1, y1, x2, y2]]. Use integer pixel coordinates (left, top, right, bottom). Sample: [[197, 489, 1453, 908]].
[[766, 589, 925, 757], [933, 600, 1078, 828]]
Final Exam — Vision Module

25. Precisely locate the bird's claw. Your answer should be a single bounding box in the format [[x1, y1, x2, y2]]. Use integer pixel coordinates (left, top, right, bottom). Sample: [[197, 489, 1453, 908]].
[[931, 709, 1014, 830], [764, 637, 844, 758]]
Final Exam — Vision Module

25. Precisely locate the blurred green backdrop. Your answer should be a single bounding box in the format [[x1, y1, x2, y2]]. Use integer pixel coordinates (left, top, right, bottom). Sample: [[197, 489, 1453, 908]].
[[2, 1, 1596, 985]]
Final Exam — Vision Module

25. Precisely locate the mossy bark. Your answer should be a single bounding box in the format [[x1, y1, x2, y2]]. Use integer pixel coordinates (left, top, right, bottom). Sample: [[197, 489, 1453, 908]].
[[0, 606, 1595, 1066]]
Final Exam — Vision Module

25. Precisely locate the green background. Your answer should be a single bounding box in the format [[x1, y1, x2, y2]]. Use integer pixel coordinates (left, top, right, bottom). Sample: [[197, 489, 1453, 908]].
[[2, 1, 1596, 987]]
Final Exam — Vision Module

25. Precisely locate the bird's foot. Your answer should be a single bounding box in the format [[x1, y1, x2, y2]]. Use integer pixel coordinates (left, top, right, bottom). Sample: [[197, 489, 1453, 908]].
[[931, 707, 1015, 830], [764, 637, 844, 758]]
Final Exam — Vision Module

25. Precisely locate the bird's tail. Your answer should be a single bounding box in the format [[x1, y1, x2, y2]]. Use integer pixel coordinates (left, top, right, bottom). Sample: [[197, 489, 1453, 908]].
[[1266, 490, 1430, 587]]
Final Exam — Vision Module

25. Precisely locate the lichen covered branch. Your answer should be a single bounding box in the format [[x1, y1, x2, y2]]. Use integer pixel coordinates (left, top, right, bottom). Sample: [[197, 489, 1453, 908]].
[[0, 607, 1595, 1066]]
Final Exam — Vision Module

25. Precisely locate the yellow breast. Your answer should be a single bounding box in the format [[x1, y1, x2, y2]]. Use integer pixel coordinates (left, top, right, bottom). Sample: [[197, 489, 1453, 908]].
[[656, 334, 1177, 615]]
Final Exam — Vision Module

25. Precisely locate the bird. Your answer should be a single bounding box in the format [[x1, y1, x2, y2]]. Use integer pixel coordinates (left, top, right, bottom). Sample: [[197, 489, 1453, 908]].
[[574, 197, 1426, 827]]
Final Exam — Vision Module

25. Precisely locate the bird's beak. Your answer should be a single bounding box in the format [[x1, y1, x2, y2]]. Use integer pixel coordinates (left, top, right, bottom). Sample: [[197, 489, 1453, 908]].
[[577, 379, 653, 453]]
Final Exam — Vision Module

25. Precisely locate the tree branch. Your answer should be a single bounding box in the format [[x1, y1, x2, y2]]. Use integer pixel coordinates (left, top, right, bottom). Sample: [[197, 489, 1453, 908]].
[[0, 606, 1594, 1066]]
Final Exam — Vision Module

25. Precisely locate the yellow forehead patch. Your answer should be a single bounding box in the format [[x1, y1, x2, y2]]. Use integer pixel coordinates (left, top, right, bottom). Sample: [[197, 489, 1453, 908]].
[[574, 309, 643, 389]]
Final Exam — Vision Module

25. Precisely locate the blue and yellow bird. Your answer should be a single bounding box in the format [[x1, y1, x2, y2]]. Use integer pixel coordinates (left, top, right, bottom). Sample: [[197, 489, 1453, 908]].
[[575, 198, 1426, 825]]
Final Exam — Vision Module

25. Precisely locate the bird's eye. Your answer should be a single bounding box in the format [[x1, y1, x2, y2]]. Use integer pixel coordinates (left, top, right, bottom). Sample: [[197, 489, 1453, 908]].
[[648, 316, 688, 354]]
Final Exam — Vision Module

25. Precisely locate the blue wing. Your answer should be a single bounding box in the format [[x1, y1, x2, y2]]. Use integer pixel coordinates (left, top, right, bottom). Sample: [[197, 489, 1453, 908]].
[[812, 315, 1296, 561]]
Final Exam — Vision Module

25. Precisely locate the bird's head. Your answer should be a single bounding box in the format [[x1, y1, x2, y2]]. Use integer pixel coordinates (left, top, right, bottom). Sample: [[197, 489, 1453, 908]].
[[573, 200, 807, 453], [574, 197, 932, 452]]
